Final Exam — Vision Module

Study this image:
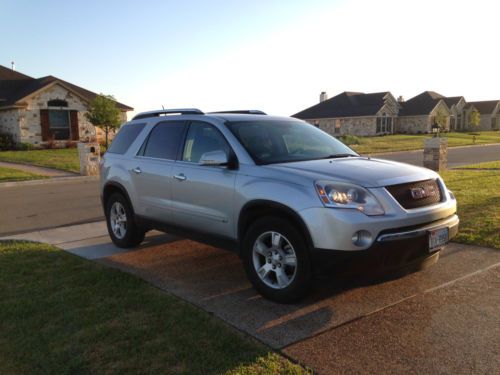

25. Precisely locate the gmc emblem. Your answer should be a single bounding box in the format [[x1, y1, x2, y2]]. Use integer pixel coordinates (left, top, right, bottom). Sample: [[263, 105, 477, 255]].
[[410, 185, 436, 200]]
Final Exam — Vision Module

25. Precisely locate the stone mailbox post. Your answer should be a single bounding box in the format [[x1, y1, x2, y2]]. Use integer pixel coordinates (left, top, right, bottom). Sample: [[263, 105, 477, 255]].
[[423, 137, 447, 172], [77, 142, 101, 176]]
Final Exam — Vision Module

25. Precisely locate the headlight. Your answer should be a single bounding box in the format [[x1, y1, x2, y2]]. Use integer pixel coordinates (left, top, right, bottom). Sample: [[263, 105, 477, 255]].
[[315, 181, 385, 216]]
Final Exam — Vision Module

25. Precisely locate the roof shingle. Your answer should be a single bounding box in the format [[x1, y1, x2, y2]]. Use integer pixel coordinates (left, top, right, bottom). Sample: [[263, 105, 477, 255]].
[[293, 91, 389, 119], [466, 100, 499, 114], [0, 65, 132, 111], [399, 91, 446, 116]]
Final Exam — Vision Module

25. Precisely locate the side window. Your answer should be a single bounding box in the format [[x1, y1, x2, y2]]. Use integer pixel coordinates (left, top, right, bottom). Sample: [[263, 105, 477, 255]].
[[143, 121, 185, 160], [107, 123, 146, 154], [182, 122, 230, 163]]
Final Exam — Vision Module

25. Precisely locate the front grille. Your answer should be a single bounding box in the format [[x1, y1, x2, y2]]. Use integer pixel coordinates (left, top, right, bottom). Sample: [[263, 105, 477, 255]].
[[385, 179, 443, 209]]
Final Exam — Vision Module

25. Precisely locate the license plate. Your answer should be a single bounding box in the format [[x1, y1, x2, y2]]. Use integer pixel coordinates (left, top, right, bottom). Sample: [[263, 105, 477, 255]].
[[428, 227, 449, 252]]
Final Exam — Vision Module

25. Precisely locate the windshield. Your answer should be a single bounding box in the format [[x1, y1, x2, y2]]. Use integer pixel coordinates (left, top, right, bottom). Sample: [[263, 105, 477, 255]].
[[226, 119, 358, 164]]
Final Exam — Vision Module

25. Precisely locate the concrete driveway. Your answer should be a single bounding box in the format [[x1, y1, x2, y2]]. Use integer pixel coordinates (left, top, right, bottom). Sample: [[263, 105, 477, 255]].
[[4, 222, 499, 374]]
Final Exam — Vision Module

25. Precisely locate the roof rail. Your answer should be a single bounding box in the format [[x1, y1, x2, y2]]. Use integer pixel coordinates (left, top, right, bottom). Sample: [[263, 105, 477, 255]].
[[132, 108, 204, 120], [209, 110, 267, 115]]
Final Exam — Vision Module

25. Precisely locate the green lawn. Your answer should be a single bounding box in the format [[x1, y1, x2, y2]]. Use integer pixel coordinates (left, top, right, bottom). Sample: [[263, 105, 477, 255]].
[[0, 148, 80, 173], [454, 161, 500, 170], [350, 131, 500, 154], [0, 132, 498, 172], [0, 240, 308, 374], [443, 161, 500, 249], [0, 166, 48, 182]]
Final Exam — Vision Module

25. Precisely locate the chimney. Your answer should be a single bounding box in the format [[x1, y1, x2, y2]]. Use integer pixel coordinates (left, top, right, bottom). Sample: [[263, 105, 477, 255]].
[[397, 95, 404, 103], [320, 91, 328, 103], [11, 61, 15, 70]]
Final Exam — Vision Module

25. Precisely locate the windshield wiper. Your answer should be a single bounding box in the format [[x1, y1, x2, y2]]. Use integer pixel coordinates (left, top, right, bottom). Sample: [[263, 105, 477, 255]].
[[319, 153, 358, 159]]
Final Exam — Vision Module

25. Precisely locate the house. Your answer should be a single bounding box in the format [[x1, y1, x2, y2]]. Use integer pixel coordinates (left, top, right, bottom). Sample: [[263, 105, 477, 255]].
[[464, 100, 499, 131], [292, 91, 399, 136], [397, 91, 451, 134], [442, 96, 466, 131], [0, 65, 133, 146]]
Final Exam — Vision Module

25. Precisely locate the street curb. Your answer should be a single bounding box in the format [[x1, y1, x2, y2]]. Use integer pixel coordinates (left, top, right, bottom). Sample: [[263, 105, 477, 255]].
[[0, 175, 99, 188]]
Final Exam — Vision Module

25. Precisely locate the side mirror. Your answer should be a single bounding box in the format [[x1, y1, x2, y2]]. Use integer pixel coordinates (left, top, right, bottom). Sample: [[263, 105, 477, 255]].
[[199, 150, 229, 166]]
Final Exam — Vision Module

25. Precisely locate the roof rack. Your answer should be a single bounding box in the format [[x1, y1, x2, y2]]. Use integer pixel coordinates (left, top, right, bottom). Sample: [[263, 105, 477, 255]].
[[209, 110, 267, 115], [132, 108, 204, 120]]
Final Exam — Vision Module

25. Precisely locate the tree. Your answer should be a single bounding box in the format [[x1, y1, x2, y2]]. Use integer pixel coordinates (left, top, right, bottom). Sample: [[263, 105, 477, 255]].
[[434, 109, 448, 130], [469, 110, 481, 130], [85, 94, 121, 149]]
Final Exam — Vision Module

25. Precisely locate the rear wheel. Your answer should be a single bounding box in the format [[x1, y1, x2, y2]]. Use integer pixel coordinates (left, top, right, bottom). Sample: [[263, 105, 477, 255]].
[[105, 192, 145, 248], [242, 216, 312, 303]]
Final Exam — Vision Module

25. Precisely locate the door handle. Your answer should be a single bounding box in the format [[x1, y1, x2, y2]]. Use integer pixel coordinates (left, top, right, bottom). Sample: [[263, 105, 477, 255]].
[[132, 167, 142, 174], [173, 173, 187, 181]]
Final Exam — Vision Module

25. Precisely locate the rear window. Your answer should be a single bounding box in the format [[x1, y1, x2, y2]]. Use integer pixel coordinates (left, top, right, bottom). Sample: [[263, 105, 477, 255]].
[[142, 121, 186, 160], [107, 123, 146, 154]]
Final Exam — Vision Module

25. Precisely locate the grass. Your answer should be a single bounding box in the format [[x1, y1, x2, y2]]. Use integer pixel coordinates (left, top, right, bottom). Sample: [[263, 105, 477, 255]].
[[454, 160, 500, 170], [0, 240, 308, 374], [443, 161, 500, 249], [0, 166, 48, 182], [350, 131, 500, 154], [0, 148, 80, 173]]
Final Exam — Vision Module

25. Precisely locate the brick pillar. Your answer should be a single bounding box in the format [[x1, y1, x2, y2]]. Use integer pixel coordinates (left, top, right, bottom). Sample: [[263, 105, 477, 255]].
[[78, 142, 101, 176], [423, 137, 447, 172]]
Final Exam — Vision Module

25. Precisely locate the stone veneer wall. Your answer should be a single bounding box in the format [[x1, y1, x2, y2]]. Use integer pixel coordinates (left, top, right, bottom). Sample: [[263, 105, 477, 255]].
[[306, 117, 377, 136], [477, 114, 496, 131], [20, 84, 96, 144], [0, 109, 21, 142], [397, 116, 431, 134]]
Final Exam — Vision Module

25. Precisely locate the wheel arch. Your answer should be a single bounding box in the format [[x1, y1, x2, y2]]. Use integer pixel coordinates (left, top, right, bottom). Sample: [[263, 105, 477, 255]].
[[102, 181, 136, 216], [238, 200, 314, 250]]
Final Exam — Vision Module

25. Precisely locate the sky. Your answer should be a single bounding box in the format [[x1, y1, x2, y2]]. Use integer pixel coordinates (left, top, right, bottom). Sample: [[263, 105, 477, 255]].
[[1, 0, 499, 118]]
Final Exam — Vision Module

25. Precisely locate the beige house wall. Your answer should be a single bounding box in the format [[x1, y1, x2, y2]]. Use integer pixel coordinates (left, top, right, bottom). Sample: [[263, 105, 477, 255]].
[[21, 84, 96, 144], [397, 115, 431, 133], [306, 117, 377, 136], [0, 109, 21, 142], [1, 84, 129, 145]]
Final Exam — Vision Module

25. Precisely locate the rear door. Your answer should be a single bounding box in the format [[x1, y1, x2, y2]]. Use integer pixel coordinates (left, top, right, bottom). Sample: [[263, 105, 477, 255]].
[[170, 121, 237, 238], [131, 120, 187, 222]]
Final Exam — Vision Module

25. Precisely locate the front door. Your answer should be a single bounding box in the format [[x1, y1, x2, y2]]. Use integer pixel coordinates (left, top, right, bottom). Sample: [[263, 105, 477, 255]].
[[170, 121, 237, 238]]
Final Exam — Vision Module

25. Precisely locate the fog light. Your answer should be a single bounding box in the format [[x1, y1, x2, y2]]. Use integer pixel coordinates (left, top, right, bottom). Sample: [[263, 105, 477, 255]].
[[352, 230, 372, 247]]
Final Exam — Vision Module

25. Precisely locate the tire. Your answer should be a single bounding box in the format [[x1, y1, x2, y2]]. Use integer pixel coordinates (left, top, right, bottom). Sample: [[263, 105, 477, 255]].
[[105, 192, 145, 248], [242, 216, 312, 303]]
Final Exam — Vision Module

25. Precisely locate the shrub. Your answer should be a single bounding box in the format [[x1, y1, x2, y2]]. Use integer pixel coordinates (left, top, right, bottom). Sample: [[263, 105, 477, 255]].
[[339, 134, 360, 145], [16, 142, 34, 151], [0, 133, 16, 151]]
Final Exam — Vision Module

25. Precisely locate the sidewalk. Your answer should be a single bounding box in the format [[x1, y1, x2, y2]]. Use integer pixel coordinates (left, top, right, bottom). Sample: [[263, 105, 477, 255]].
[[0, 160, 77, 177], [2, 222, 499, 374]]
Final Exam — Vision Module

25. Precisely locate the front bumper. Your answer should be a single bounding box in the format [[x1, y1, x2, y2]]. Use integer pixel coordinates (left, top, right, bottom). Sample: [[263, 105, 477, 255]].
[[310, 214, 459, 275]]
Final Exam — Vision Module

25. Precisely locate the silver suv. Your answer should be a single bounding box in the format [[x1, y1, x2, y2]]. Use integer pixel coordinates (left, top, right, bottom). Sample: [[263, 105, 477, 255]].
[[100, 108, 459, 303]]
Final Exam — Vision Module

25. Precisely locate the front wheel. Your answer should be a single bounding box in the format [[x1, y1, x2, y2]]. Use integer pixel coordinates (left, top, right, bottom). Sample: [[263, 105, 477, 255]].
[[105, 192, 145, 248], [242, 217, 312, 303]]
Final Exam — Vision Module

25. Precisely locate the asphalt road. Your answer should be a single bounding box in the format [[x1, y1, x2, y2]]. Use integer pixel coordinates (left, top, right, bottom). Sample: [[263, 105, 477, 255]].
[[372, 143, 500, 167], [0, 178, 102, 236], [0, 144, 498, 236]]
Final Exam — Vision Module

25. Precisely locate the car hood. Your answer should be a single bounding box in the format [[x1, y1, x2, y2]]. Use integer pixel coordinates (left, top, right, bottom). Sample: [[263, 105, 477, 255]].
[[265, 157, 438, 188]]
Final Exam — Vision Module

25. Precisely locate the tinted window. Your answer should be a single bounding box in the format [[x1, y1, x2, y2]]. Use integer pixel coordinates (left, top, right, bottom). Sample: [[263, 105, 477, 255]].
[[182, 122, 230, 163], [143, 121, 185, 160], [226, 120, 357, 164], [107, 123, 146, 154]]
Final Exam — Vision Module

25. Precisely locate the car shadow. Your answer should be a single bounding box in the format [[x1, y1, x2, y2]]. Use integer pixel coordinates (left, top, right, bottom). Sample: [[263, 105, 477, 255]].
[[93, 237, 497, 349]]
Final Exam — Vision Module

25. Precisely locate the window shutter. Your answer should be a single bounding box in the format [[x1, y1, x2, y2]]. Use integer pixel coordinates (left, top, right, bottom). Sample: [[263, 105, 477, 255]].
[[40, 109, 50, 141], [70, 110, 79, 140]]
